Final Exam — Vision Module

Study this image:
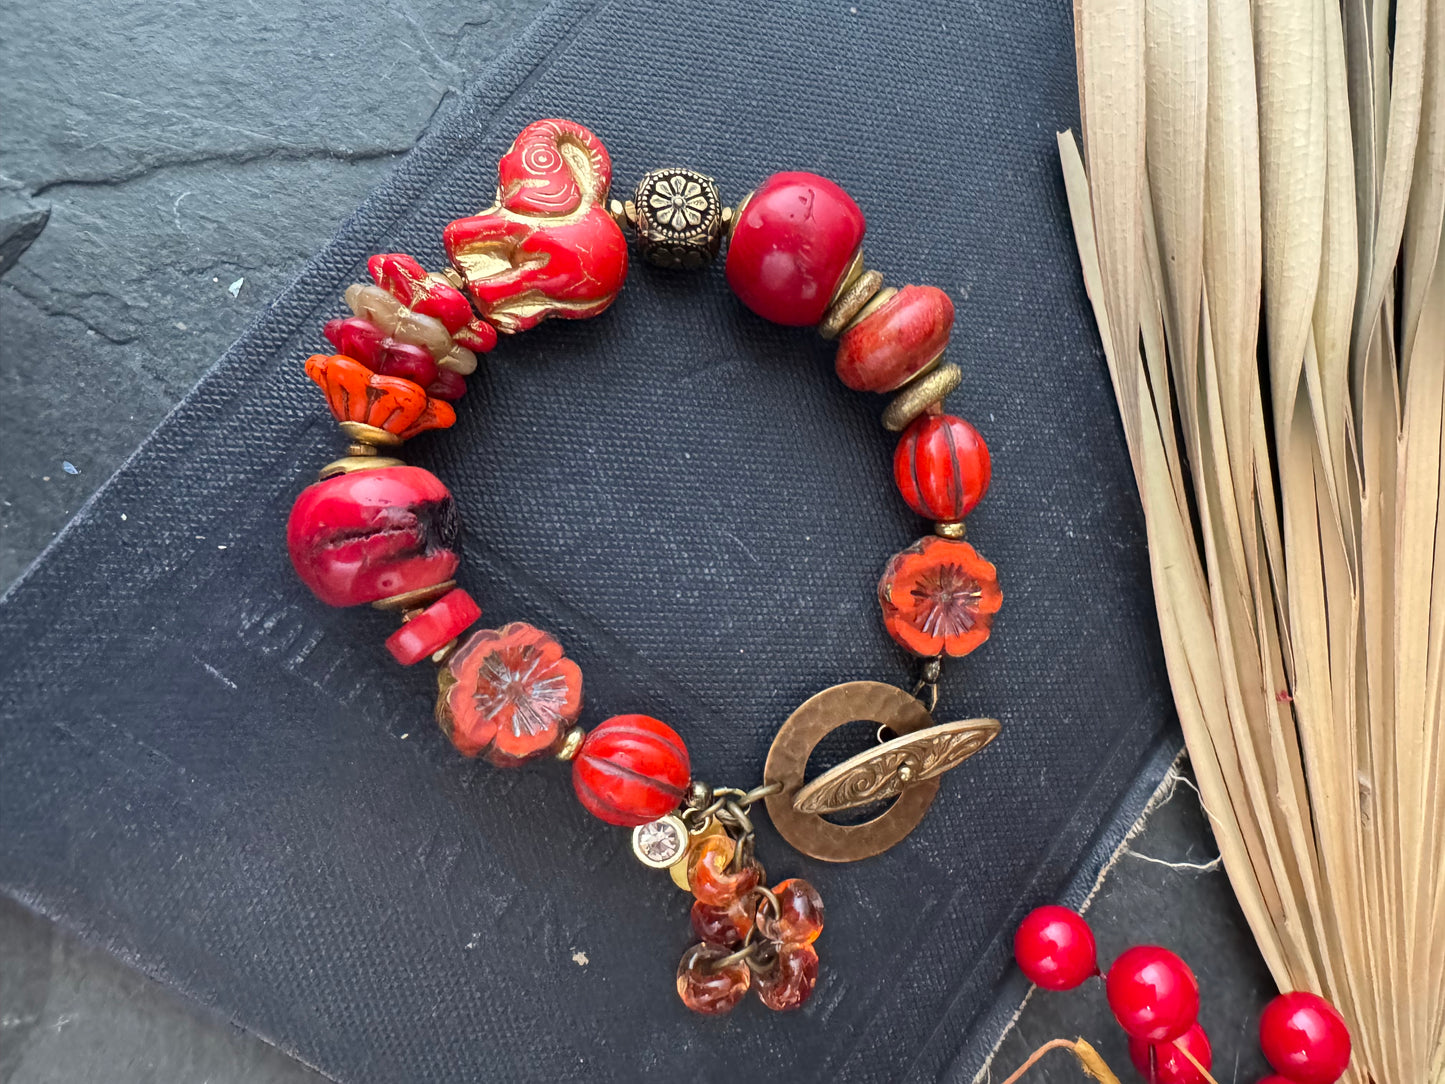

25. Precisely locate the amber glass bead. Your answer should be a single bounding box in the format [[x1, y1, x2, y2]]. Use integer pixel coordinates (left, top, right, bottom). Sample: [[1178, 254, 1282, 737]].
[[675, 942, 751, 1015], [688, 835, 762, 908], [690, 897, 754, 948], [755, 942, 819, 1012], [756, 878, 824, 945]]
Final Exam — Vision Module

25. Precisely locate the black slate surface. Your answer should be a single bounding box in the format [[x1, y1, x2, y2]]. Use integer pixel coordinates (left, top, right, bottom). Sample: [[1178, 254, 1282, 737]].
[[0, 0, 1242, 1081]]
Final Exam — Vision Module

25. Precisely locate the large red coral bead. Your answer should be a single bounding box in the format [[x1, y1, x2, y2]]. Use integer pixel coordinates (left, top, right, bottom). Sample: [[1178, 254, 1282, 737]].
[[725, 171, 866, 326], [572, 714, 690, 827], [286, 466, 461, 607]]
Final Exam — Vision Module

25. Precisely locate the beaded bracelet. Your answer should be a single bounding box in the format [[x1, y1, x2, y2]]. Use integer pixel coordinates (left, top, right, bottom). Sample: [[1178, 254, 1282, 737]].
[[285, 118, 1004, 1016]]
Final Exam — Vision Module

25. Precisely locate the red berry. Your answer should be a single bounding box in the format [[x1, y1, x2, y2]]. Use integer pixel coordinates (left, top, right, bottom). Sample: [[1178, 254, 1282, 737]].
[[1013, 906, 1097, 990], [1257, 1078, 1296, 1084], [1106, 946, 1200, 1042], [1128, 1022, 1212, 1084], [1259, 992, 1351, 1084]]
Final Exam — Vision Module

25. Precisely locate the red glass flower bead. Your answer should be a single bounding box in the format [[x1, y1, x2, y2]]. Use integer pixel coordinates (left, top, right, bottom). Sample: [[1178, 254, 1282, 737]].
[[676, 942, 750, 1015], [425, 370, 467, 401], [691, 897, 754, 948], [436, 622, 583, 766], [444, 119, 628, 333], [323, 317, 441, 388], [878, 535, 1003, 657], [1105, 946, 1200, 1043], [687, 834, 762, 907], [1128, 1023, 1213, 1084], [345, 284, 477, 374], [894, 414, 992, 522], [385, 588, 482, 666], [725, 171, 866, 326], [304, 354, 455, 440], [755, 879, 824, 945], [368, 253, 475, 335], [1258, 992, 1351, 1084], [754, 941, 819, 1012], [287, 466, 460, 607], [835, 285, 955, 392], [571, 714, 690, 827], [1013, 905, 1098, 991]]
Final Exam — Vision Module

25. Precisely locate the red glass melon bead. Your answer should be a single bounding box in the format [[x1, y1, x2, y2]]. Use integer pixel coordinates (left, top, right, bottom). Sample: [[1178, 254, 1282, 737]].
[[687, 834, 762, 908], [1258, 992, 1351, 1084], [384, 588, 482, 666], [676, 942, 750, 1015], [894, 414, 992, 522], [571, 714, 690, 827], [754, 941, 819, 1012], [725, 171, 866, 326], [287, 466, 460, 607], [1013, 905, 1098, 991], [755, 878, 824, 945], [1128, 1023, 1213, 1084], [1105, 945, 1200, 1042], [690, 897, 754, 948], [835, 285, 955, 392]]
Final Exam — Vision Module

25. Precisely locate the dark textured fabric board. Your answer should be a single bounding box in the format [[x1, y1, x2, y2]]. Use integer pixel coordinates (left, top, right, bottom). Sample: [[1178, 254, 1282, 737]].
[[0, 0, 1176, 1080]]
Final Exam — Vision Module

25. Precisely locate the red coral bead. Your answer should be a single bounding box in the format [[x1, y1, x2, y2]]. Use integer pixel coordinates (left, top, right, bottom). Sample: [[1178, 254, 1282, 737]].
[[725, 171, 866, 326], [286, 466, 460, 607], [835, 285, 955, 391], [1128, 1023, 1213, 1084], [1259, 993, 1351, 1084], [571, 714, 690, 827], [1013, 905, 1098, 991], [384, 588, 481, 665], [894, 414, 992, 522], [1106, 946, 1200, 1042]]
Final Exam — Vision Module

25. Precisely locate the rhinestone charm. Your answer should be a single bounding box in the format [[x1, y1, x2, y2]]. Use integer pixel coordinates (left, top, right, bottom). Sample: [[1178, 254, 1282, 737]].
[[631, 814, 690, 868], [626, 168, 726, 269]]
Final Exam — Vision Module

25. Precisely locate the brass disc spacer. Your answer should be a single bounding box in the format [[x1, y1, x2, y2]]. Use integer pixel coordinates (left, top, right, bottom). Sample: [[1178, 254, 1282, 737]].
[[339, 421, 402, 448], [934, 521, 967, 540], [371, 580, 457, 612], [818, 268, 885, 340], [881, 362, 962, 431], [318, 455, 405, 479], [555, 726, 586, 762]]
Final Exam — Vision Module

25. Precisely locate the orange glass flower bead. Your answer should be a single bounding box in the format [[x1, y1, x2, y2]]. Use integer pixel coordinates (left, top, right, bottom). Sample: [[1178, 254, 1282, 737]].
[[688, 835, 761, 907], [878, 535, 1003, 658], [755, 941, 819, 1012], [304, 354, 455, 440], [676, 942, 751, 1015], [756, 878, 824, 945], [436, 622, 583, 766], [691, 896, 754, 948]]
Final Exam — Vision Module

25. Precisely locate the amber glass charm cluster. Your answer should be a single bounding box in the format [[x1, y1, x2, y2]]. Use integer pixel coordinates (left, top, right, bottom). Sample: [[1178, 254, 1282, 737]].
[[284, 117, 1004, 1017]]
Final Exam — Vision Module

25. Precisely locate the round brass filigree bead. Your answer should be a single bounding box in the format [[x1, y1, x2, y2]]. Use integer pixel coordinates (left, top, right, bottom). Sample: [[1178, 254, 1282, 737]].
[[628, 168, 725, 269]]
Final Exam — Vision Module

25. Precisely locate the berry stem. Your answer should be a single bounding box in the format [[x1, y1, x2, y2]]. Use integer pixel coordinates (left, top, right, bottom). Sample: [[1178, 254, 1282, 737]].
[[998, 1038, 1124, 1084]]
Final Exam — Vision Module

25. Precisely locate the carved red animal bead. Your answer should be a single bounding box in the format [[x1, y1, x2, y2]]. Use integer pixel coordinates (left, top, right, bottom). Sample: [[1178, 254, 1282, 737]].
[[444, 119, 629, 333], [571, 714, 690, 827], [835, 285, 955, 392], [286, 466, 461, 607], [725, 171, 866, 326]]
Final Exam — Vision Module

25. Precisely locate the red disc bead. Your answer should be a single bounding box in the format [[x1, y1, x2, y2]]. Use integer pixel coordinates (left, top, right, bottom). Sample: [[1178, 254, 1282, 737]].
[[571, 714, 690, 827], [835, 285, 955, 392], [725, 171, 865, 326], [1128, 1023, 1213, 1084], [384, 588, 481, 665], [286, 466, 461, 607], [1013, 905, 1098, 991], [1106, 946, 1200, 1042], [1259, 992, 1351, 1084], [894, 414, 992, 522]]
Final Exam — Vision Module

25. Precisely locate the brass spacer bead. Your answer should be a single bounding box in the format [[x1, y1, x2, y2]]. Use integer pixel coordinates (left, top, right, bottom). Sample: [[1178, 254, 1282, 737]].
[[346, 442, 379, 457], [892, 348, 947, 390], [430, 638, 459, 665], [439, 266, 465, 290], [848, 285, 898, 332], [318, 455, 405, 479], [608, 198, 630, 228], [828, 248, 866, 308], [934, 521, 967, 540], [339, 421, 403, 448], [372, 581, 457, 612], [555, 726, 587, 762], [881, 363, 962, 432], [685, 780, 712, 809], [818, 268, 885, 340]]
